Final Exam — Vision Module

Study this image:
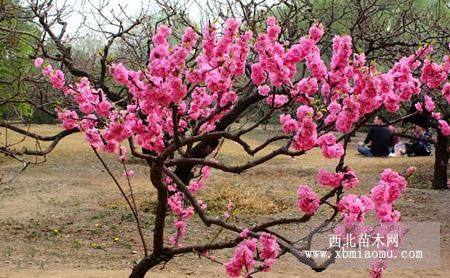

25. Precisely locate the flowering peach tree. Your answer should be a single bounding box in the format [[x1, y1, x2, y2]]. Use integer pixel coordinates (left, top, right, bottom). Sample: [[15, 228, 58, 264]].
[[30, 17, 449, 278]]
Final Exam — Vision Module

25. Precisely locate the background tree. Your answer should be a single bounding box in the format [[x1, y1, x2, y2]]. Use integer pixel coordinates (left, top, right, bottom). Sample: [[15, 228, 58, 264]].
[[0, 0, 45, 121]]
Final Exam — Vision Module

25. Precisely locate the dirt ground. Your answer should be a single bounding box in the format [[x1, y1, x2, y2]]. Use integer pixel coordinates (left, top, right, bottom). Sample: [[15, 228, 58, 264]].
[[0, 125, 449, 277]]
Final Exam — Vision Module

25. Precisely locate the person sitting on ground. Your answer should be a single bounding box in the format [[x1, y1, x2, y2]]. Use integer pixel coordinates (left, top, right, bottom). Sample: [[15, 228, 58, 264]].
[[405, 125, 432, 156], [357, 115, 393, 157], [388, 124, 400, 154]]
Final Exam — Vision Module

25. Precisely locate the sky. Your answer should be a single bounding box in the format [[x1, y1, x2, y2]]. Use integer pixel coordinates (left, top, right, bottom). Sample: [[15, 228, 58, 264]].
[[52, 0, 206, 37]]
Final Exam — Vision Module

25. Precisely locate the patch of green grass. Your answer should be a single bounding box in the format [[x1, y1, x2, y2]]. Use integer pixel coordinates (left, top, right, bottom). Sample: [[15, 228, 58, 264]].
[[72, 240, 82, 249], [3, 245, 13, 257]]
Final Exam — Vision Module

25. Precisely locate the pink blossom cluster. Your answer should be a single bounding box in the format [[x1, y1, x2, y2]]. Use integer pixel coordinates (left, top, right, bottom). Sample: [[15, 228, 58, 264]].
[[166, 166, 211, 246], [334, 96, 361, 133], [279, 105, 318, 151], [225, 238, 257, 277], [317, 168, 359, 189], [385, 55, 421, 105], [251, 17, 292, 87], [442, 83, 450, 103], [251, 20, 326, 106], [167, 190, 194, 246], [370, 260, 386, 278], [370, 169, 407, 222], [328, 35, 353, 95], [374, 44, 448, 132], [369, 222, 408, 278], [224, 200, 234, 219], [337, 194, 374, 224], [34, 19, 256, 156], [35, 16, 450, 164], [39, 62, 65, 89], [420, 59, 448, 89], [439, 120, 450, 136], [317, 133, 344, 159], [296, 185, 320, 215], [225, 232, 280, 277], [292, 105, 317, 150], [334, 195, 373, 244], [259, 233, 280, 271], [188, 166, 211, 194]]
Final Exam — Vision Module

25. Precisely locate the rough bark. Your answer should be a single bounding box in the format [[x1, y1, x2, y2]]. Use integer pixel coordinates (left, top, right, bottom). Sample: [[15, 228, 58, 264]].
[[432, 130, 449, 190], [129, 251, 173, 278]]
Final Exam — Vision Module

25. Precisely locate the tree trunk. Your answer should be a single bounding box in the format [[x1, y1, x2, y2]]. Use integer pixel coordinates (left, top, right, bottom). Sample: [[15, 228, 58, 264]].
[[432, 130, 449, 190], [129, 252, 172, 278]]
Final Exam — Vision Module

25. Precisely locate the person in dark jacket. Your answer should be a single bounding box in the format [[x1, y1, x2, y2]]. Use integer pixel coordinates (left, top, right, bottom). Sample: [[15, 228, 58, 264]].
[[405, 125, 432, 156], [357, 116, 393, 157]]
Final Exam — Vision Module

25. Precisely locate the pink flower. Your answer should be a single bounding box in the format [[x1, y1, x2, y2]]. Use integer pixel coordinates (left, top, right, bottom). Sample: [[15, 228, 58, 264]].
[[371, 169, 407, 222], [353, 53, 366, 66], [110, 63, 129, 85], [251, 63, 266, 85], [432, 112, 441, 120], [56, 109, 78, 130], [420, 60, 446, 89], [296, 105, 314, 120], [380, 168, 407, 195], [424, 96, 435, 112], [225, 239, 257, 277], [317, 168, 359, 189], [201, 166, 211, 179], [50, 69, 65, 89], [406, 166, 416, 176], [318, 133, 344, 159], [181, 27, 198, 48], [279, 114, 298, 133], [296, 185, 320, 215], [266, 17, 281, 41], [308, 23, 324, 42], [259, 232, 280, 270], [85, 128, 102, 148], [123, 169, 135, 177], [119, 146, 127, 161], [97, 101, 112, 117], [384, 91, 400, 112], [292, 116, 318, 151], [317, 168, 343, 188], [220, 91, 237, 107], [266, 94, 288, 107], [34, 57, 43, 67], [342, 170, 359, 189], [415, 102, 423, 112], [442, 83, 450, 103], [188, 180, 205, 193], [370, 260, 387, 278], [438, 120, 450, 136], [338, 194, 373, 224], [258, 85, 271, 96], [331, 35, 352, 71], [42, 64, 53, 76], [322, 143, 344, 159], [296, 77, 318, 96], [240, 228, 250, 238], [306, 53, 327, 79]]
